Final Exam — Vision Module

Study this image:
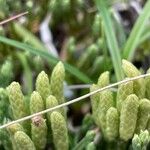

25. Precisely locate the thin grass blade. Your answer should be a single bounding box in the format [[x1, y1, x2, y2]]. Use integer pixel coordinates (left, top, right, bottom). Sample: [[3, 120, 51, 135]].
[[0, 36, 92, 83], [95, 0, 124, 81], [123, 0, 150, 60]]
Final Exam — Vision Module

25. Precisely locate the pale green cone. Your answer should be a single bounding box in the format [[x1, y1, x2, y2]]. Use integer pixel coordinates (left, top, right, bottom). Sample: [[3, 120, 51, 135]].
[[92, 13, 101, 36], [90, 71, 110, 126], [46, 95, 61, 123], [122, 59, 145, 98], [86, 142, 96, 150], [7, 123, 24, 150], [30, 91, 44, 114], [90, 84, 100, 125], [77, 44, 98, 70], [97, 71, 110, 88], [98, 90, 114, 133], [119, 94, 139, 141], [31, 116, 47, 150], [136, 99, 150, 133], [35, 71, 51, 102], [7, 123, 24, 135], [14, 131, 36, 150], [105, 107, 119, 141], [74, 130, 96, 150], [145, 68, 150, 99], [139, 130, 150, 150], [50, 111, 69, 150], [132, 130, 150, 150], [7, 82, 29, 133], [50, 62, 65, 105], [117, 81, 133, 112], [7, 82, 27, 119], [132, 134, 141, 150]]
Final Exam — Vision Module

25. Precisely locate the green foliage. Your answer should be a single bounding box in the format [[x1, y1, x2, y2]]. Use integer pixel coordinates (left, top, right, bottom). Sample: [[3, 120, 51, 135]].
[[50, 111, 69, 150], [31, 116, 47, 150], [132, 130, 150, 150], [14, 131, 36, 150], [90, 60, 150, 149], [119, 94, 139, 141], [35, 71, 51, 102]]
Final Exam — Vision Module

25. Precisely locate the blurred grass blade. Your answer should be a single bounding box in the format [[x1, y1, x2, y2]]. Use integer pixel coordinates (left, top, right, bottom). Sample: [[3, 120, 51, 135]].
[[123, 0, 150, 60], [13, 22, 46, 51], [0, 36, 92, 83], [95, 0, 124, 81], [17, 52, 33, 94], [140, 31, 150, 44]]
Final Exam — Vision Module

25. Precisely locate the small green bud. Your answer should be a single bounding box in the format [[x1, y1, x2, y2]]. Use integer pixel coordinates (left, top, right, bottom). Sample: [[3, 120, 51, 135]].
[[30, 91, 44, 114], [50, 62, 65, 105], [73, 130, 96, 150], [31, 116, 47, 150], [139, 130, 149, 147], [36, 71, 51, 101], [51, 111, 69, 150], [77, 44, 98, 70], [14, 131, 36, 150], [132, 134, 141, 150], [136, 99, 150, 133], [86, 142, 96, 150], [97, 71, 110, 87], [106, 107, 119, 141], [119, 94, 139, 141], [92, 14, 101, 36]]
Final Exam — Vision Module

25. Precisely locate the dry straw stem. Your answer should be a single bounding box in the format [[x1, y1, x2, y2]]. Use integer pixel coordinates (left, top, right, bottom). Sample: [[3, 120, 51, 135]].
[[1, 73, 150, 129], [0, 12, 28, 25]]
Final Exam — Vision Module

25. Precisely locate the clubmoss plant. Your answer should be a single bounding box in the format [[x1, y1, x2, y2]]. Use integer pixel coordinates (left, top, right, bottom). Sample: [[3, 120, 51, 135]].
[[35, 71, 51, 102], [50, 61, 65, 105], [135, 99, 150, 133], [132, 130, 150, 150], [31, 116, 47, 150], [90, 59, 150, 147], [116, 81, 133, 112], [14, 131, 36, 150], [50, 111, 69, 150], [6, 82, 30, 133], [119, 94, 139, 141], [105, 107, 119, 141], [122, 59, 145, 98], [98, 90, 114, 133], [30, 91, 44, 115], [46, 95, 60, 123]]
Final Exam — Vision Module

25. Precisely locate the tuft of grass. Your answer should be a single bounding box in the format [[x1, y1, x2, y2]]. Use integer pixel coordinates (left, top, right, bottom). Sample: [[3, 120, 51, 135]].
[[0, 36, 92, 84], [123, 0, 150, 60], [95, 0, 124, 81]]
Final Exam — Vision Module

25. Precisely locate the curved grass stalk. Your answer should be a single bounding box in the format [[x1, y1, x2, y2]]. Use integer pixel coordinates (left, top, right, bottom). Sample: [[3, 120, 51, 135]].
[[95, 0, 124, 81]]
